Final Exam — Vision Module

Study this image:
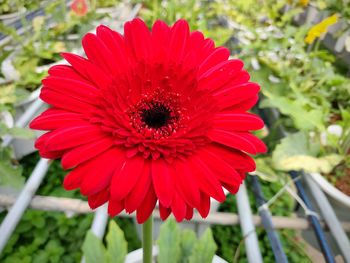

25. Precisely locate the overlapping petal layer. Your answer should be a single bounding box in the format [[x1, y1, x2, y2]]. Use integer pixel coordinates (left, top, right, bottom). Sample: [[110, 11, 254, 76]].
[[30, 19, 266, 223]]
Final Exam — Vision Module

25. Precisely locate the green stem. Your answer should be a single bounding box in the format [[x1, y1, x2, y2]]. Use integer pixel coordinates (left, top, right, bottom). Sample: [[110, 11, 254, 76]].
[[142, 215, 153, 263]]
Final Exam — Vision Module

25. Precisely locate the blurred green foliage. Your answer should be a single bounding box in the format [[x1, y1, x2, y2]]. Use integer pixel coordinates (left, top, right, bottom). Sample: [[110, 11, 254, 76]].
[[213, 179, 312, 263], [0, 152, 141, 262]]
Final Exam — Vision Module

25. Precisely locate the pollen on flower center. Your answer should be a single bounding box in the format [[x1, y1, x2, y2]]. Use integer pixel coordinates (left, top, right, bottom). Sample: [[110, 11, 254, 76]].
[[128, 90, 185, 139], [141, 102, 172, 129]]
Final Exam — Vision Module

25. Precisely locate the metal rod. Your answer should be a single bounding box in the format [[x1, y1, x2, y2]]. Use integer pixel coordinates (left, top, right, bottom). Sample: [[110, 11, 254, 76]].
[[290, 171, 335, 263], [304, 173, 350, 263], [0, 158, 50, 254], [236, 182, 263, 263], [1, 192, 350, 231], [250, 176, 289, 263]]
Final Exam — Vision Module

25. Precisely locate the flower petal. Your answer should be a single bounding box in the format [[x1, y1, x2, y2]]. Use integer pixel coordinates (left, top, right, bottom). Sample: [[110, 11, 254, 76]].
[[199, 59, 244, 90], [61, 52, 112, 89], [190, 156, 226, 202], [61, 137, 113, 169], [151, 158, 174, 207], [197, 192, 210, 218], [79, 148, 122, 195], [169, 19, 189, 61], [30, 108, 83, 130], [88, 188, 109, 209], [124, 160, 151, 213], [82, 33, 120, 75], [136, 185, 157, 223], [171, 193, 186, 222], [108, 200, 124, 217], [198, 47, 230, 77], [159, 202, 171, 220], [213, 83, 260, 109], [213, 113, 264, 131], [124, 18, 151, 60], [44, 125, 105, 151], [110, 155, 145, 201], [40, 88, 94, 113], [172, 160, 201, 208]]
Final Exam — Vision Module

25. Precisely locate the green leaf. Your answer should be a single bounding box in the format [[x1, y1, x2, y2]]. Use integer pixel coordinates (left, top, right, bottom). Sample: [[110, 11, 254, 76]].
[[275, 154, 342, 174], [157, 219, 181, 263], [261, 96, 325, 131], [0, 148, 24, 188], [272, 132, 342, 173], [180, 229, 196, 263], [106, 220, 127, 263], [188, 228, 217, 263], [253, 158, 279, 182], [7, 127, 35, 139], [82, 231, 106, 263]]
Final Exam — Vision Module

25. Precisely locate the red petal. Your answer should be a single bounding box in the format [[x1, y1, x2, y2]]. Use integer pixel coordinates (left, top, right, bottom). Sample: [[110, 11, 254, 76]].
[[42, 76, 99, 104], [207, 143, 256, 171], [63, 168, 85, 190], [61, 52, 112, 89], [185, 206, 194, 220], [151, 158, 174, 207], [199, 60, 244, 91], [151, 20, 171, 61], [159, 202, 171, 220], [40, 88, 94, 113], [223, 182, 240, 194], [190, 156, 226, 202], [197, 192, 210, 218], [198, 47, 230, 77], [225, 95, 259, 112], [208, 129, 259, 154], [108, 200, 124, 217], [213, 113, 264, 131], [88, 188, 109, 209], [197, 38, 215, 64], [171, 161, 201, 208], [82, 33, 120, 75], [197, 148, 242, 186], [44, 125, 104, 151], [124, 18, 151, 60], [110, 155, 145, 201], [39, 149, 64, 159], [169, 19, 189, 61], [136, 185, 157, 224], [79, 148, 123, 195], [171, 194, 186, 222], [235, 133, 267, 153], [30, 108, 84, 130], [124, 160, 152, 213], [61, 137, 113, 169], [48, 65, 88, 83], [213, 83, 260, 109], [35, 131, 53, 149], [96, 25, 128, 69]]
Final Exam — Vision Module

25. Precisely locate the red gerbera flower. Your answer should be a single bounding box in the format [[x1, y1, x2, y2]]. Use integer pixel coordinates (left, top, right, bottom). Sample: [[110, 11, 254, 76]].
[[70, 0, 88, 17], [30, 19, 266, 223]]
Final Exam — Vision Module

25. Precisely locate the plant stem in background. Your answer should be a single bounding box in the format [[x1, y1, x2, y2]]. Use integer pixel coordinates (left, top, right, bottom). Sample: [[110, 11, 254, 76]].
[[142, 215, 153, 263]]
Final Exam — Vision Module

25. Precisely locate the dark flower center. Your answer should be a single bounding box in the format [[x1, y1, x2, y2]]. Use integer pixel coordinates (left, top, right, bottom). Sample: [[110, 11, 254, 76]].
[[141, 102, 171, 128], [128, 90, 184, 139]]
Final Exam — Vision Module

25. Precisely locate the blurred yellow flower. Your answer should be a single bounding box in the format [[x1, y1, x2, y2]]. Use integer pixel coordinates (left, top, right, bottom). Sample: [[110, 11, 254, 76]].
[[53, 42, 66, 53], [305, 14, 338, 44], [287, 0, 309, 6], [32, 16, 45, 32], [299, 0, 309, 7]]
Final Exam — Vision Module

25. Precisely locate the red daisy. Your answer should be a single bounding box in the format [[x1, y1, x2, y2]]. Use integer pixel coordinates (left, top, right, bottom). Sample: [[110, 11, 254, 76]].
[[30, 19, 266, 223]]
